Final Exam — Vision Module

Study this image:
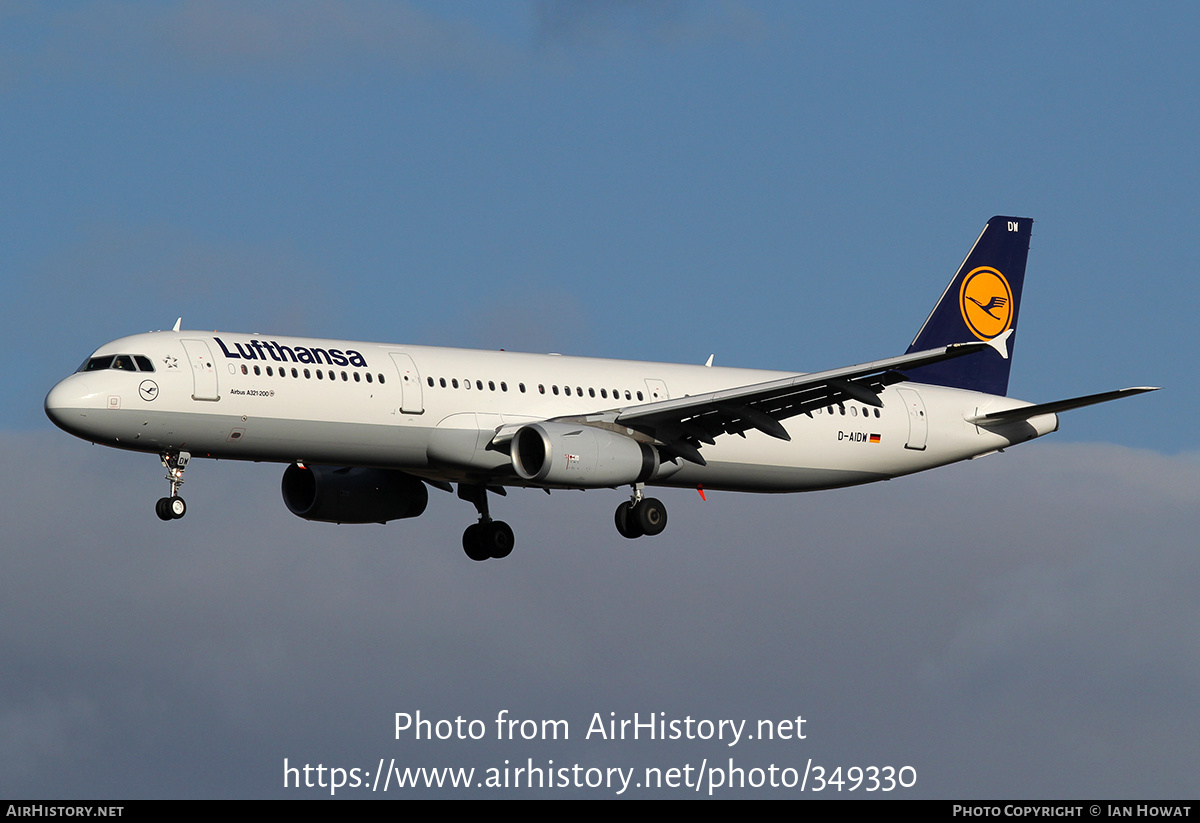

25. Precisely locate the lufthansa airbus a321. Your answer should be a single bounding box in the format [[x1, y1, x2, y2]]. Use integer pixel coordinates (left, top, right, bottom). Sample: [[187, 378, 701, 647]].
[[45, 217, 1156, 561]]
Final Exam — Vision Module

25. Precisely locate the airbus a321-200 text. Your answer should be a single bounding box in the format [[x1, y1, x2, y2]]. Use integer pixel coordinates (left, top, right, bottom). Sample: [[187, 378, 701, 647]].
[[46, 217, 1156, 561]]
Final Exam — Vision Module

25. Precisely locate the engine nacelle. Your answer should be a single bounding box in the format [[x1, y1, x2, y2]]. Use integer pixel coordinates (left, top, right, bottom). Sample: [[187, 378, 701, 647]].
[[281, 464, 429, 524], [510, 422, 682, 487]]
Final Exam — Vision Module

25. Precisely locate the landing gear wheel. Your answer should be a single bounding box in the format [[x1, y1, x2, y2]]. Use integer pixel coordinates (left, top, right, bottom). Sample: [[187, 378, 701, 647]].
[[156, 451, 191, 522], [635, 497, 667, 536], [615, 501, 644, 539], [462, 523, 490, 562], [458, 483, 516, 561], [483, 521, 515, 559]]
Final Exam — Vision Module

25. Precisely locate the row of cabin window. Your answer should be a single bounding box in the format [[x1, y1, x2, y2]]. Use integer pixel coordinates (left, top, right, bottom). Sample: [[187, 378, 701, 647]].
[[240, 363, 386, 384], [816, 404, 881, 418], [425, 376, 644, 402]]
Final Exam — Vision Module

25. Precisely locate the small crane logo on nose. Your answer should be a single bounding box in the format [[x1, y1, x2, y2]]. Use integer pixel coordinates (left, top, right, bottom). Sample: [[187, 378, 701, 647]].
[[139, 380, 159, 401]]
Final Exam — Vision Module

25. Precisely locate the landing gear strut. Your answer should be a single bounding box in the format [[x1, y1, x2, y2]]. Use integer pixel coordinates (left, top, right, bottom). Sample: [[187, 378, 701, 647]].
[[459, 483, 514, 561], [155, 451, 191, 521], [614, 483, 667, 539]]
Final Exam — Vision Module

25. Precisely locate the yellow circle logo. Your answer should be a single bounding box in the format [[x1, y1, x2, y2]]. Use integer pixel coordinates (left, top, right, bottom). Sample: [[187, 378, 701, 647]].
[[959, 267, 1013, 340]]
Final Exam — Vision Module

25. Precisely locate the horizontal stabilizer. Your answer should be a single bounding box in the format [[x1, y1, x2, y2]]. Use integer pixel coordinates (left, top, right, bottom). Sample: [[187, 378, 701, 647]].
[[967, 387, 1159, 425]]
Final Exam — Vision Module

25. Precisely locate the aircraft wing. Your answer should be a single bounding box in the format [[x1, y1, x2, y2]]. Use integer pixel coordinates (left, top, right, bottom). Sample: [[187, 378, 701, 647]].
[[610, 341, 996, 466]]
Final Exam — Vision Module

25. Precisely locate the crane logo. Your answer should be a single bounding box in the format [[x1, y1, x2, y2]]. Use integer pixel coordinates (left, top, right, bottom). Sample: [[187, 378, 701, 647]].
[[138, 380, 159, 402], [959, 266, 1013, 340]]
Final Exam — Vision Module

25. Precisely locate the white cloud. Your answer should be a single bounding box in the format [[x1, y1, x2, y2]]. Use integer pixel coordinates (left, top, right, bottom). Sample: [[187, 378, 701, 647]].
[[4, 433, 1196, 795]]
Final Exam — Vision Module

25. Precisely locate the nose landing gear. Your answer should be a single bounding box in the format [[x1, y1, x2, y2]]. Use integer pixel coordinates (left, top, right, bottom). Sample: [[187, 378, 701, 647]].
[[155, 451, 190, 521]]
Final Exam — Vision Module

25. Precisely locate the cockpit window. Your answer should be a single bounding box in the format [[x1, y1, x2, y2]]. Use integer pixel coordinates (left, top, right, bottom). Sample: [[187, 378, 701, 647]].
[[79, 354, 156, 373], [81, 355, 114, 372]]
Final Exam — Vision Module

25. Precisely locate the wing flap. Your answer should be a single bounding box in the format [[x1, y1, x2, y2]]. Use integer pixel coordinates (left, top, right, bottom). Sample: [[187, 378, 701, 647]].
[[614, 341, 992, 456]]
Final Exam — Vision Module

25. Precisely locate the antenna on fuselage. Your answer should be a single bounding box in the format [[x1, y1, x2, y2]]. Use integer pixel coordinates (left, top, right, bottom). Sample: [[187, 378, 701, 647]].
[[172, 318, 181, 332], [704, 354, 714, 367]]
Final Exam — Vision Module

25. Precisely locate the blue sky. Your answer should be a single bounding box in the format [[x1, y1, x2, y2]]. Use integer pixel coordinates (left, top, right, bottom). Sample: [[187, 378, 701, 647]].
[[4, 1, 1186, 442], [2, 2, 1196, 798]]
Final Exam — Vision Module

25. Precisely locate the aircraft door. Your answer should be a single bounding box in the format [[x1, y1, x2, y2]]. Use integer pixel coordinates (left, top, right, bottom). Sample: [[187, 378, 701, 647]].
[[644, 379, 670, 402], [896, 387, 928, 450], [180, 339, 219, 401], [389, 352, 424, 415]]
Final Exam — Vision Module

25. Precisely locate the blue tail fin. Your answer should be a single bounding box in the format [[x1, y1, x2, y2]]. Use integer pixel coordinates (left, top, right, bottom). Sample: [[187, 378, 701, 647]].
[[902, 216, 1032, 396]]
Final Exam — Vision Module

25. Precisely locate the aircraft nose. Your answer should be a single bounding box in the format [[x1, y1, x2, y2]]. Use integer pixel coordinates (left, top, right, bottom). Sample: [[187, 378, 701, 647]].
[[45, 375, 97, 433]]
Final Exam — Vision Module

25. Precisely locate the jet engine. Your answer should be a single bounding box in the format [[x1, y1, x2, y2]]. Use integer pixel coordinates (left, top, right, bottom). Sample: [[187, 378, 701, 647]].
[[281, 464, 429, 524], [510, 422, 682, 487]]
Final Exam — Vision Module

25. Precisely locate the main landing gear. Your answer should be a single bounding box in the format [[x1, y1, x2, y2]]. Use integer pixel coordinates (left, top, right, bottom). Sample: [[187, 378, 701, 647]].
[[459, 483, 514, 562], [155, 451, 191, 521], [614, 483, 667, 539]]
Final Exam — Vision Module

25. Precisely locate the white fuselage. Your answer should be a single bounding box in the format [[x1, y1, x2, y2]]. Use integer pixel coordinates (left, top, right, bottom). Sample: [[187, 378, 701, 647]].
[[45, 330, 1058, 494]]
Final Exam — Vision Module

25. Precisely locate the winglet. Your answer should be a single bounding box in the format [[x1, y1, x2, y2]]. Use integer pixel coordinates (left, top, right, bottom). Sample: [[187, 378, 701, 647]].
[[172, 317, 182, 332], [987, 328, 1013, 360]]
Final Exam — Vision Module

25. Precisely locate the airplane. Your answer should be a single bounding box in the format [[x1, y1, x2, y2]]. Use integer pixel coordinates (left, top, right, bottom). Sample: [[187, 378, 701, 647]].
[[45, 216, 1156, 561]]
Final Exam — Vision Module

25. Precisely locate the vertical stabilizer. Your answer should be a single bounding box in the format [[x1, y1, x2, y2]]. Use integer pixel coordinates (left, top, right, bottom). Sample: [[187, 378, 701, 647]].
[[903, 216, 1032, 396]]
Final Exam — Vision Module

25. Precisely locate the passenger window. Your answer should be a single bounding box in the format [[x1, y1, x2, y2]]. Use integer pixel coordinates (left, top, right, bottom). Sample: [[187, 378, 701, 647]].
[[366, 372, 372, 383], [241, 365, 248, 375], [552, 385, 559, 395], [342, 371, 348, 381], [427, 377, 434, 387], [378, 374, 385, 384], [316, 370, 323, 380], [304, 369, 311, 379], [254, 365, 261, 376], [292, 368, 299, 377], [637, 391, 643, 401], [519, 383, 526, 393], [451, 378, 458, 388], [601, 389, 607, 399], [489, 381, 495, 391], [266, 366, 273, 376], [439, 377, 446, 387], [589, 388, 595, 398], [501, 382, 508, 392]]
